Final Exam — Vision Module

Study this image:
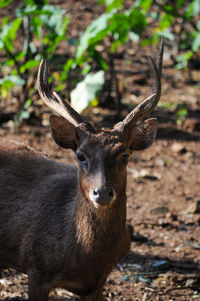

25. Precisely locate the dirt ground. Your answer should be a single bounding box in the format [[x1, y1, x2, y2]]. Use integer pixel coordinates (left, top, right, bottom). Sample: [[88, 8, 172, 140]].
[[0, 1, 200, 300]]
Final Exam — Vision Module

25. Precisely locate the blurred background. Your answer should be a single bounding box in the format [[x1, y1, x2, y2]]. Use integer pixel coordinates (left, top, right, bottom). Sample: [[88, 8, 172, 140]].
[[0, 1, 200, 300]]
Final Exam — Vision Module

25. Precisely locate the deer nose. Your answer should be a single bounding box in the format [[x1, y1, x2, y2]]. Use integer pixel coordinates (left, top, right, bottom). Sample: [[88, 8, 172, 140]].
[[91, 187, 115, 205]]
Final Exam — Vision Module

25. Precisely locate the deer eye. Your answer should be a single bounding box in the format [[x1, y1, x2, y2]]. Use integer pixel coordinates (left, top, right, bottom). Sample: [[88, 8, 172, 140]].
[[121, 153, 129, 164], [76, 152, 87, 164]]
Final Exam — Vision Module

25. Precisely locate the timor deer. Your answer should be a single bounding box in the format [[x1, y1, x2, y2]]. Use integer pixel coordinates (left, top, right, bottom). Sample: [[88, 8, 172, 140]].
[[0, 38, 163, 301]]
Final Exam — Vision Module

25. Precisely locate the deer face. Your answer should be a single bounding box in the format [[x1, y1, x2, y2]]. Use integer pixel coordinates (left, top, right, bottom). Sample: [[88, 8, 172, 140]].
[[37, 38, 163, 208], [75, 132, 121, 206], [49, 116, 158, 207]]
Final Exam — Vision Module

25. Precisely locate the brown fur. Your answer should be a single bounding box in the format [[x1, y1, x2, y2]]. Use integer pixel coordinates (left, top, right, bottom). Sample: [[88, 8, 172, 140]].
[[0, 133, 130, 301], [0, 115, 157, 301]]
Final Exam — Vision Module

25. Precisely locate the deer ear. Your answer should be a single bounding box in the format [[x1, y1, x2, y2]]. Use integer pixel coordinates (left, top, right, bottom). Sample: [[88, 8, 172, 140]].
[[128, 118, 158, 151], [49, 115, 77, 150]]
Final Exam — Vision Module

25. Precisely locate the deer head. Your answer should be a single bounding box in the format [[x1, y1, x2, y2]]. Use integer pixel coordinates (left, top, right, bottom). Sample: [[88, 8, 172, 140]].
[[37, 38, 163, 208]]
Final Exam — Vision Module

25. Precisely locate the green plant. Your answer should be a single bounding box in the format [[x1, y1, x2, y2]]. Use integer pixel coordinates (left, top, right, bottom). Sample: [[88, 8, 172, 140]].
[[175, 103, 188, 125], [0, 0, 69, 110], [67, 0, 200, 113], [148, 0, 200, 70], [14, 98, 33, 125], [75, 0, 147, 70], [70, 70, 105, 113], [1, 0, 200, 119], [65, 0, 149, 112]]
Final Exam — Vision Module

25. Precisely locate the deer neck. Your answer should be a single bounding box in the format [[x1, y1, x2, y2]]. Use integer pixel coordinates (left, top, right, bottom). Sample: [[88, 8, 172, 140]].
[[75, 178, 127, 253]]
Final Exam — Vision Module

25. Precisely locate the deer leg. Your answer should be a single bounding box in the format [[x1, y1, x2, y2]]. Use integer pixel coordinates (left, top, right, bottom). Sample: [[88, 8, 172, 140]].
[[80, 287, 104, 301], [28, 272, 50, 301]]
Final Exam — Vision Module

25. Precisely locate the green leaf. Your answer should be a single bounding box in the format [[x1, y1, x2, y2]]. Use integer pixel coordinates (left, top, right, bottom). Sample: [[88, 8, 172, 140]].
[[197, 20, 200, 30], [16, 5, 38, 17], [129, 32, 139, 42], [81, 64, 91, 75], [177, 0, 184, 8], [41, 4, 66, 15], [155, 29, 174, 41], [44, 35, 65, 56], [176, 51, 193, 62], [76, 12, 113, 60], [16, 4, 66, 17], [15, 51, 25, 61], [55, 83, 66, 92], [20, 110, 30, 119], [0, 16, 10, 29], [140, 0, 152, 12], [104, 0, 123, 12], [0, 17, 22, 52], [63, 58, 74, 73], [40, 10, 69, 36], [24, 98, 32, 110], [108, 13, 130, 51], [162, 5, 179, 17], [70, 71, 105, 113], [158, 101, 174, 109], [160, 13, 174, 30], [0, 75, 25, 86], [192, 32, 200, 52], [93, 50, 108, 70], [24, 0, 36, 5], [1, 18, 22, 41], [185, 0, 200, 19], [32, 16, 43, 38], [0, 0, 13, 8], [0, 80, 14, 91], [176, 108, 188, 117], [128, 8, 147, 36], [0, 40, 4, 49], [108, 9, 146, 51], [20, 59, 40, 73], [176, 51, 193, 69]]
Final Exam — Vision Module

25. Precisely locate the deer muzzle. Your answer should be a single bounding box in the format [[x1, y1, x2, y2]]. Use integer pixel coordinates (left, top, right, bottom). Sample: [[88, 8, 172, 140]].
[[89, 186, 116, 207]]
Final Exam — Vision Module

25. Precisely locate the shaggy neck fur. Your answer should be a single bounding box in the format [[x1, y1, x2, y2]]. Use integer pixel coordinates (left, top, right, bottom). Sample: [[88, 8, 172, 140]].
[[75, 178, 127, 254]]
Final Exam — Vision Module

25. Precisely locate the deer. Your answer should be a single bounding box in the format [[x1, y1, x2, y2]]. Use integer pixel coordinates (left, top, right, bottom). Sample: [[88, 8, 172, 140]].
[[0, 38, 163, 301]]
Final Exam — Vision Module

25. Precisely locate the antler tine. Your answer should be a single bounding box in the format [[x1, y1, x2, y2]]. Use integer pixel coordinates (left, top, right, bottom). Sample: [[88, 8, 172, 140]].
[[114, 37, 164, 133], [158, 35, 164, 75], [151, 35, 163, 97], [37, 59, 83, 127]]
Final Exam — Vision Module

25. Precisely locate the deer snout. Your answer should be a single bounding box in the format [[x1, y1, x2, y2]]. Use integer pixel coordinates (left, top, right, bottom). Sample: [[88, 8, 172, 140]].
[[90, 187, 116, 206]]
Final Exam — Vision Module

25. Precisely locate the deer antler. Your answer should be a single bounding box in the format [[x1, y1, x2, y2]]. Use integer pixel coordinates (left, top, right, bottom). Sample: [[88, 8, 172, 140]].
[[37, 59, 83, 127], [113, 37, 164, 133]]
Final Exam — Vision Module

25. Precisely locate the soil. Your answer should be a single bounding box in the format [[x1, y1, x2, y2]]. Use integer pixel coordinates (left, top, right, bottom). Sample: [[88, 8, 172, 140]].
[[0, 1, 200, 300]]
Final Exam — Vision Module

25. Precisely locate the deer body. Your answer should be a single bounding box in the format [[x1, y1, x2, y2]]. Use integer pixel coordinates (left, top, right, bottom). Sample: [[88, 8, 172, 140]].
[[0, 39, 163, 300], [0, 138, 129, 300]]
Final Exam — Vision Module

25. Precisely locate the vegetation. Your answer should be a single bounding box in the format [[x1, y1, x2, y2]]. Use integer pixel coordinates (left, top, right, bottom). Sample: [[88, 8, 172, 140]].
[[0, 0, 200, 119], [0, 0, 69, 119]]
